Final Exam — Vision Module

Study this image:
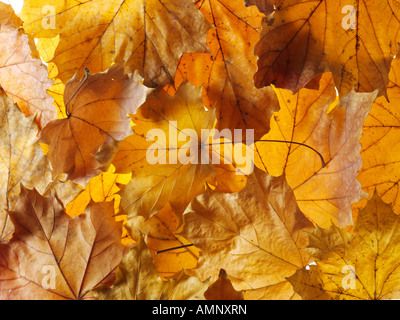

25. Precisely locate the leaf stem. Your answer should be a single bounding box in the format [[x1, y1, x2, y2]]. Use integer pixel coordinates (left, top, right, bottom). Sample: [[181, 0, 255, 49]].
[[204, 139, 326, 168], [256, 139, 326, 168], [155, 244, 194, 254], [65, 67, 90, 117]]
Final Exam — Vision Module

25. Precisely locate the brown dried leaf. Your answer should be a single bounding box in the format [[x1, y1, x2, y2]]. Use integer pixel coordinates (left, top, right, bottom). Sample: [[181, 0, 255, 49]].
[[94, 236, 208, 300], [0, 187, 127, 300], [254, 0, 400, 98], [0, 3, 55, 128], [0, 90, 52, 242], [135, 203, 199, 279], [39, 62, 151, 185], [204, 269, 244, 300], [181, 168, 313, 299]]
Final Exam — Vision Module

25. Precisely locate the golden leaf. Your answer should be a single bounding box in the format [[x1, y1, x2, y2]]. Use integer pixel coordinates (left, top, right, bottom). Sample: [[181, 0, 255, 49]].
[[21, 0, 211, 87], [255, 73, 377, 227], [107, 80, 249, 220], [172, 0, 279, 140], [288, 192, 400, 300], [181, 168, 313, 299], [134, 203, 199, 279], [357, 58, 400, 214], [254, 0, 400, 97]]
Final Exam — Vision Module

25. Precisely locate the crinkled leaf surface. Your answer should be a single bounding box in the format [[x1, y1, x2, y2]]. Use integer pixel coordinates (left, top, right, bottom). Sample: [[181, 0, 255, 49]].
[[94, 236, 208, 300], [0, 3, 55, 128], [255, 73, 377, 227], [0, 90, 51, 242], [20, 0, 211, 88], [0, 187, 127, 300], [181, 168, 313, 299], [39, 62, 151, 185], [254, 0, 400, 98], [288, 192, 400, 300]]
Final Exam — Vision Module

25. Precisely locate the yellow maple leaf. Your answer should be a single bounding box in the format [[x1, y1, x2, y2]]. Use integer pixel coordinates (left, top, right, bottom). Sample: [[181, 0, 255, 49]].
[[288, 192, 400, 300], [255, 73, 377, 227]]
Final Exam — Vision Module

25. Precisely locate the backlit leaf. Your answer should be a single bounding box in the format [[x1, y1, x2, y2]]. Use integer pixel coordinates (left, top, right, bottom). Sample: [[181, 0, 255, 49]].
[[204, 269, 244, 300], [0, 3, 55, 128], [107, 80, 249, 220], [94, 236, 208, 300], [181, 168, 313, 299], [0, 187, 127, 300], [134, 203, 199, 279], [254, 0, 400, 98], [20, 0, 211, 87], [288, 192, 400, 299], [357, 58, 400, 214], [255, 73, 377, 227], [0, 90, 52, 242], [172, 0, 279, 140], [39, 62, 151, 185]]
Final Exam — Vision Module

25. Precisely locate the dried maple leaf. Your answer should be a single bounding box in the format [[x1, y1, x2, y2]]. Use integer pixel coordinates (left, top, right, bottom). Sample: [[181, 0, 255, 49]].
[[104, 80, 249, 220], [0, 90, 52, 242], [172, 0, 279, 141], [356, 58, 400, 214], [39, 62, 151, 185], [288, 192, 400, 300], [20, 0, 211, 88], [134, 203, 199, 279], [180, 168, 313, 300], [0, 3, 55, 128], [204, 269, 244, 300], [254, 73, 377, 227], [94, 236, 208, 300], [0, 186, 127, 300], [254, 0, 400, 98]]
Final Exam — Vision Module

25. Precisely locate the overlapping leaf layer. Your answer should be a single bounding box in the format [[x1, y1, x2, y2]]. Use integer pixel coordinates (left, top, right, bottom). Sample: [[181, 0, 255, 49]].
[[0, 0, 399, 300]]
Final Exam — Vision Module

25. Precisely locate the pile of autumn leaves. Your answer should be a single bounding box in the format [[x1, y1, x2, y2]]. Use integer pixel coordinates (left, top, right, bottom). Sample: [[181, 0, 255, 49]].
[[2, 0, 400, 300]]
